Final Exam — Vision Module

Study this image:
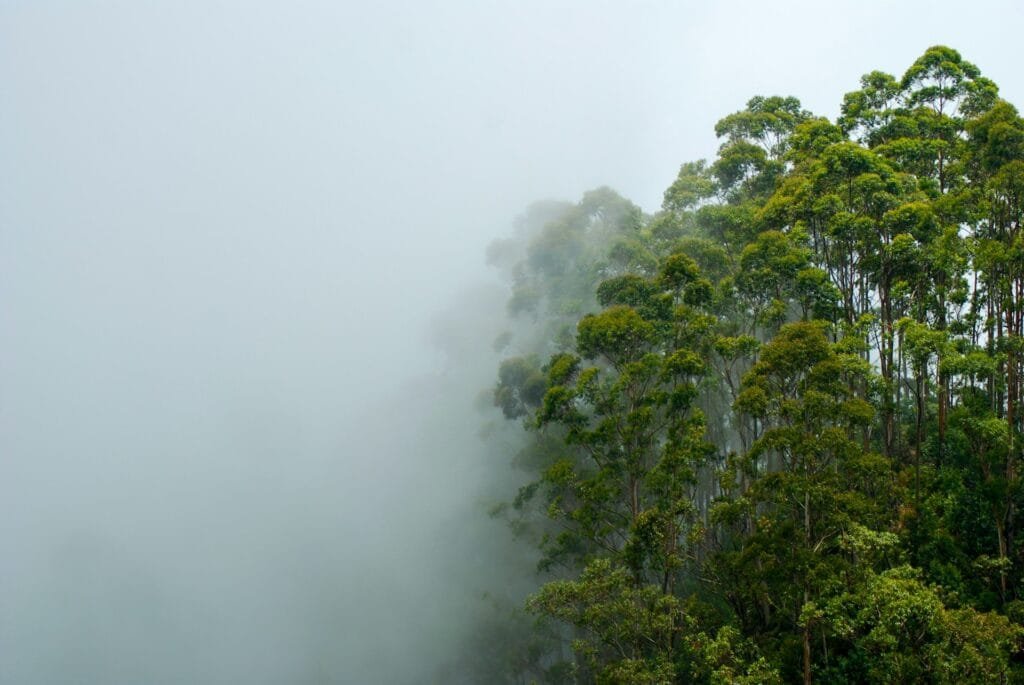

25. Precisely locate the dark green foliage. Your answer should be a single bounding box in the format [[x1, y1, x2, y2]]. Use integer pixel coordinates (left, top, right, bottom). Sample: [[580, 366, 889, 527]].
[[479, 46, 1024, 684]]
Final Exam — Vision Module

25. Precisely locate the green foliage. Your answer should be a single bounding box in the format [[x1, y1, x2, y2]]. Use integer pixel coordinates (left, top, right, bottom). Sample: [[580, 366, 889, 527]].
[[663, 160, 716, 213], [696, 626, 782, 685], [528, 559, 682, 684], [818, 566, 1022, 684], [481, 45, 1024, 683], [495, 356, 547, 419]]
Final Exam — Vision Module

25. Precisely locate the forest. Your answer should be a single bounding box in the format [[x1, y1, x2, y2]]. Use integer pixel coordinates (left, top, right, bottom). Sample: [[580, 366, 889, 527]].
[[459, 46, 1024, 684]]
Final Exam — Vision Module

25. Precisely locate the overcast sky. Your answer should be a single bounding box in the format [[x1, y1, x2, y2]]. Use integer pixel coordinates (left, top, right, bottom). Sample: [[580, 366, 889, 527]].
[[2, 1, 1023, 683]]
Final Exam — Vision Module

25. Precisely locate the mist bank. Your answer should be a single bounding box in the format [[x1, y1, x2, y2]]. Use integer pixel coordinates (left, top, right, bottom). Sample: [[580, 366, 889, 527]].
[[0, 271, 529, 683]]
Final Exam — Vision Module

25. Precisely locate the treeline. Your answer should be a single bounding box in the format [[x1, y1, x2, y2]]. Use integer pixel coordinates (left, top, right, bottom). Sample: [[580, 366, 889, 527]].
[[473, 47, 1024, 683]]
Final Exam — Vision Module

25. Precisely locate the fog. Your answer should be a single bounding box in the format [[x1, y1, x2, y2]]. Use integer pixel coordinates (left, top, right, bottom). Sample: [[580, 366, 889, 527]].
[[2, 1, 1023, 682]]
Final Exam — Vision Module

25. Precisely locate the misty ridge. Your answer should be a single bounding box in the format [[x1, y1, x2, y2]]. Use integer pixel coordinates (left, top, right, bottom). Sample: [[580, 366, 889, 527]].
[[5, 3, 1024, 685]]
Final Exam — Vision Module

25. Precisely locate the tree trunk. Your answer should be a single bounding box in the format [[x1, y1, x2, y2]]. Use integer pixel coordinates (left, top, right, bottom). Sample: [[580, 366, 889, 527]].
[[803, 620, 813, 685], [803, 490, 812, 685]]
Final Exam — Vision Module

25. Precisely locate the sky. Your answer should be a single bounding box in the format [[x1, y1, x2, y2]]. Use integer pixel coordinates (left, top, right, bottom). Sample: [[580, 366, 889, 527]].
[[2, 1, 1023, 682]]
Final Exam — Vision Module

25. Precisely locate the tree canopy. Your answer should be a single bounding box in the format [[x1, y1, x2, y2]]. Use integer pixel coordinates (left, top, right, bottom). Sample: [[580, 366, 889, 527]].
[[465, 46, 1024, 684]]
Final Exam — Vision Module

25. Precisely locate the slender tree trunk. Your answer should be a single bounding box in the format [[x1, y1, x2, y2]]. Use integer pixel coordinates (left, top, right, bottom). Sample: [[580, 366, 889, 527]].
[[998, 518, 1009, 603], [803, 614, 813, 685], [880, 283, 895, 456], [1007, 275, 1021, 598], [937, 369, 948, 466], [630, 476, 639, 522], [1007, 303, 1018, 462], [897, 333, 905, 459], [937, 301, 948, 467], [916, 366, 925, 462], [803, 489, 812, 685]]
